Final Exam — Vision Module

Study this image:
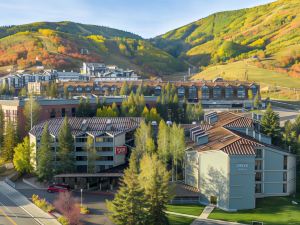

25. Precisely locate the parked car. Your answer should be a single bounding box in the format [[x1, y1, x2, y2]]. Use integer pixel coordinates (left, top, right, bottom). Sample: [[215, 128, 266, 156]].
[[47, 184, 71, 193]]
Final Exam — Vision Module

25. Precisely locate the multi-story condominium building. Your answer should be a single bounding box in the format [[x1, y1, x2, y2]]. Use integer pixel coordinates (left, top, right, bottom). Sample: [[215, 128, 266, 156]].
[[184, 112, 297, 211], [29, 117, 142, 173]]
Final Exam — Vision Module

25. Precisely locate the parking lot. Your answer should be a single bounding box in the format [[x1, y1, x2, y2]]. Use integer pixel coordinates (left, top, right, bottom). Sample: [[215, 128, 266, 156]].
[[15, 180, 114, 225]]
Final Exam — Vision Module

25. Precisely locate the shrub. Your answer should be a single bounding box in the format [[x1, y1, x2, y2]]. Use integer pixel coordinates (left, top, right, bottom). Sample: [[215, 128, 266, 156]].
[[31, 194, 54, 213], [80, 205, 90, 214], [58, 216, 70, 225]]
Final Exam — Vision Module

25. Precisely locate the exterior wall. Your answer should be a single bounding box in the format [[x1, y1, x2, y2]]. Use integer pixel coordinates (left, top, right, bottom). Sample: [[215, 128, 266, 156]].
[[259, 147, 297, 197], [229, 155, 255, 210], [185, 150, 199, 188], [113, 133, 126, 166], [198, 150, 230, 210]]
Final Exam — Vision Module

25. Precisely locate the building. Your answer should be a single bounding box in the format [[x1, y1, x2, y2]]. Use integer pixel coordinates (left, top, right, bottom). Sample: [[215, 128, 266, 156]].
[[0, 96, 157, 137], [184, 112, 297, 211], [29, 117, 142, 173]]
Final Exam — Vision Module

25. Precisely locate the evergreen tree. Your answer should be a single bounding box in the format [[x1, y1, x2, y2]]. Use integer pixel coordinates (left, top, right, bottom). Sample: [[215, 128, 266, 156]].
[[57, 117, 75, 173], [253, 93, 261, 109], [139, 154, 170, 225], [13, 136, 33, 174], [261, 104, 281, 144], [111, 103, 119, 116], [0, 106, 4, 149], [106, 152, 150, 225], [64, 86, 70, 99], [36, 123, 53, 181], [23, 96, 41, 132], [86, 136, 97, 173], [2, 120, 17, 161], [134, 121, 155, 161], [157, 120, 170, 164], [170, 123, 185, 181]]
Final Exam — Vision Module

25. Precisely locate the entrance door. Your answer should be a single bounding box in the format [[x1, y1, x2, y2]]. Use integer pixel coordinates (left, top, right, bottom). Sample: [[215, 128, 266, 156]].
[[210, 196, 217, 205]]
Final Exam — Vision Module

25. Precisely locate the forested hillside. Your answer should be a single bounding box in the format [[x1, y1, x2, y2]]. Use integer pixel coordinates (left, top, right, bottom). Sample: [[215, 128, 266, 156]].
[[153, 0, 300, 78], [0, 22, 186, 76]]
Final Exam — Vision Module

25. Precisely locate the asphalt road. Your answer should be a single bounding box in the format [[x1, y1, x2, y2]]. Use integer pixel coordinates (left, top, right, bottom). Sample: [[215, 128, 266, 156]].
[[0, 191, 39, 225]]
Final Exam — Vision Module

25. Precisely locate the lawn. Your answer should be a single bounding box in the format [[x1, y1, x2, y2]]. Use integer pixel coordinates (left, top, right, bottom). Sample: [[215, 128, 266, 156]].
[[168, 214, 195, 225], [209, 196, 300, 225], [166, 204, 205, 216]]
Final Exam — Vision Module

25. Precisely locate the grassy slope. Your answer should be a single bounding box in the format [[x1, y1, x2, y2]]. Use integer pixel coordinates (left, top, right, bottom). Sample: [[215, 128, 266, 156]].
[[166, 204, 204, 225], [209, 196, 300, 225], [192, 60, 300, 88], [154, 0, 300, 72]]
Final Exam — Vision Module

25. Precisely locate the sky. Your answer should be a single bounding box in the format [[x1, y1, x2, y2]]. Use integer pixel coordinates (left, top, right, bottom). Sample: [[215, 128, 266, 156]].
[[0, 0, 275, 38]]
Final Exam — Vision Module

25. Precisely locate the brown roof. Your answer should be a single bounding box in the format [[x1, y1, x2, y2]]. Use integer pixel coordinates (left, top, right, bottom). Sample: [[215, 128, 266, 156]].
[[191, 112, 261, 155]]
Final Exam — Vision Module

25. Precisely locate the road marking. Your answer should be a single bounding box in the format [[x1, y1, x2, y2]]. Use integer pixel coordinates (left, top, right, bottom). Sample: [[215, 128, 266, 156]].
[[0, 206, 18, 225]]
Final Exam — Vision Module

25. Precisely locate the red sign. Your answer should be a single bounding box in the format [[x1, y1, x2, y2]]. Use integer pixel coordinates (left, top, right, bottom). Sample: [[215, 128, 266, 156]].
[[115, 146, 127, 155]]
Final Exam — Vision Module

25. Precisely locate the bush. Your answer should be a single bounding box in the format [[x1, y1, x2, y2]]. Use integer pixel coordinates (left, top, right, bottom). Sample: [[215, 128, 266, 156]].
[[58, 216, 70, 225], [80, 205, 90, 214], [31, 194, 54, 213]]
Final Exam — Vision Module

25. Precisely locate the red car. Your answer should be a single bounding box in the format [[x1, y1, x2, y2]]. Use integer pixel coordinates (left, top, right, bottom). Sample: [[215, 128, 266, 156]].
[[47, 184, 71, 193]]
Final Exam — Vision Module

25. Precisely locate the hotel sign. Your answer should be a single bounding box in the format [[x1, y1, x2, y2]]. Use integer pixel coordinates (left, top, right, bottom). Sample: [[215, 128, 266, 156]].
[[236, 163, 248, 171], [115, 146, 127, 155]]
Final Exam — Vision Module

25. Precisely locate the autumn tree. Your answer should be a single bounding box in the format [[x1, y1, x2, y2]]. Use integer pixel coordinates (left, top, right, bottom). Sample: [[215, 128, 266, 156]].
[[86, 136, 97, 173], [13, 136, 33, 174], [157, 120, 170, 164]]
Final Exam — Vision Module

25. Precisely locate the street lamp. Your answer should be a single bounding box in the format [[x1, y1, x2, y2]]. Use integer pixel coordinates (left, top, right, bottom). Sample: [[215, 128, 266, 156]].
[[80, 188, 83, 207]]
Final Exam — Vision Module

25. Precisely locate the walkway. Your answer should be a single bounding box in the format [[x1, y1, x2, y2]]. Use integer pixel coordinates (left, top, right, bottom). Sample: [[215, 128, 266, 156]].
[[0, 181, 61, 225]]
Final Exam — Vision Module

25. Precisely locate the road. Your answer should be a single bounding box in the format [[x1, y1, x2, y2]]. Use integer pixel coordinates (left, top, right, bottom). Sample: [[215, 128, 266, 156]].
[[0, 190, 39, 225]]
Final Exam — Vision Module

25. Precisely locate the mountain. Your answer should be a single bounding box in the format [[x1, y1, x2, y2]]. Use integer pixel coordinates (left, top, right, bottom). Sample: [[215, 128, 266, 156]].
[[0, 21, 186, 76], [153, 0, 300, 78]]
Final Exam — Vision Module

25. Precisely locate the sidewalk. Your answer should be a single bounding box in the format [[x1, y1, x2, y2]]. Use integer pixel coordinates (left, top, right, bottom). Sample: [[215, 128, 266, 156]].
[[0, 181, 61, 225], [198, 205, 215, 219]]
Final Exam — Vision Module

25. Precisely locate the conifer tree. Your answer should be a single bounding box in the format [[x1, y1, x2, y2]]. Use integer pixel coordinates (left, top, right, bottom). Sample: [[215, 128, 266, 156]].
[[2, 120, 17, 161], [57, 117, 75, 173], [261, 104, 281, 144], [139, 154, 170, 225], [119, 81, 128, 96], [106, 152, 150, 225], [36, 123, 54, 181], [13, 136, 33, 174], [111, 102, 119, 116]]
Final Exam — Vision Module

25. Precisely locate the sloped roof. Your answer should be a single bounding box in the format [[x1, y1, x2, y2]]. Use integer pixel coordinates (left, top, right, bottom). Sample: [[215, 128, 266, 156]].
[[29, 117, 143, 137]]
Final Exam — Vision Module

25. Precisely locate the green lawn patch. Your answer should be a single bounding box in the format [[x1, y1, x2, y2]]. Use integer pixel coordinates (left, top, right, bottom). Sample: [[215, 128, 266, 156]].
[[166, 204, 205, 216], [209, 196, 300, 225], [168, 214, 195, 225]]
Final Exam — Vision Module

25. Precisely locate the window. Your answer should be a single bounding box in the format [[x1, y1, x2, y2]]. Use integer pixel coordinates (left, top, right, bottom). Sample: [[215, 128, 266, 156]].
[[237, 86, 246, 99], [95, 156, 113, 161], [255, 184, 262, 193], [95, 147, 113, 152], [255, 172, 262, 182], [255, 149, 262, 158], [50, 109, 56, 118], [213, 86, 222, 99], [71, 108, 76, 117], [76, 137, 87, 143], [201, 86, 210, 99], [283, 172, 287, 181], [255, 160, 262, 170], [177, 87, 185, 98], [283, 156, 287, 170], [225, 86, 233, 99], [189, 86, 198, 99], [76, 147, 86, 152], [283, 184, 287, 193], [95, 137, 113, 143], [61, 108, 66, 117], [76, 156, 87, 161]]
